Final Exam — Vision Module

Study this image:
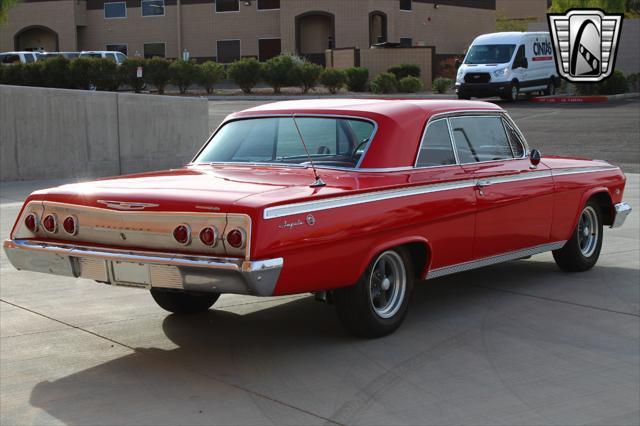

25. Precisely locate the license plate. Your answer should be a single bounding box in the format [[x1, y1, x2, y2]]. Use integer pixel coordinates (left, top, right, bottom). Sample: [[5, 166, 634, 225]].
[[111, 261, 151, 287]]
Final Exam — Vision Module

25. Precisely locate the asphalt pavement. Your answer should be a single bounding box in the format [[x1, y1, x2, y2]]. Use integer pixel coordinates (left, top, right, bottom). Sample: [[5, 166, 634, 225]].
[[1, 98, 639, 425]]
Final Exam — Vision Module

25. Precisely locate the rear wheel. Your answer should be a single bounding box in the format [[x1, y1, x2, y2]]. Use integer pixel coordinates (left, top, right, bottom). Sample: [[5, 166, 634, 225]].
[[552, 199, 603, 272], [334, 248, 414, 338], [150, 289, 220, 314], [543, 79, 556, 96]]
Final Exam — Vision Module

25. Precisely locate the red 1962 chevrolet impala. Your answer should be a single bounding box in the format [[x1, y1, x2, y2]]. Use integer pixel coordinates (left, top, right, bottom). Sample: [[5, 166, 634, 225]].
[[4, 99, 632, 337]]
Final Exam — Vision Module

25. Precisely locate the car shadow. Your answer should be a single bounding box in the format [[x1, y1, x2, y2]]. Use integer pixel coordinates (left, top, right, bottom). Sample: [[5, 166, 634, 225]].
[[27, 260, 639, 425]]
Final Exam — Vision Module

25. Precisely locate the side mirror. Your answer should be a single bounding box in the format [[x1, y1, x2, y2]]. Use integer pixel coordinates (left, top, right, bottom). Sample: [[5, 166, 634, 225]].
[[455, 58, 462, 70], [530, 149, 541, 167]]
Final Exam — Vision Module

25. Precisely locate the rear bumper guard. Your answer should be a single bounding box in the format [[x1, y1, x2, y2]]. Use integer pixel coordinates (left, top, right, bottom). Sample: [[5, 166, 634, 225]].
[[3, 239, 282, 296]]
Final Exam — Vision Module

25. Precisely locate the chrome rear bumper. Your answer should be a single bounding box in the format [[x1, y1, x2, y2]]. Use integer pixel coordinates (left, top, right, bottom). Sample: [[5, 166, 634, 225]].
[[3, 239, 282, 296], [611, 203, 632, 228]]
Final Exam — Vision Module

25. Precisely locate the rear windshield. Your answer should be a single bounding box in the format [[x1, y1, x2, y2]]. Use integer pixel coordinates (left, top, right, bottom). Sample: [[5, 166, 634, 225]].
[[464, 44, 516, 65], [194, 117, 376, 169]]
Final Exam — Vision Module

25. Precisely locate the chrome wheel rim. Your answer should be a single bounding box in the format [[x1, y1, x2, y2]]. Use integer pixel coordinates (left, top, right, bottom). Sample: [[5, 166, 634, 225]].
[[578, 206, 599, 257], [369, 251, 406, 319]]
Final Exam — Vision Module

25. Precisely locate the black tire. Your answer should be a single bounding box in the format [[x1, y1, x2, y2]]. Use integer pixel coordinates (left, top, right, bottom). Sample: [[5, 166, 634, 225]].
[[506, 82, 519, 101], [458, 94, 471, 100], [333, 247, 414, 338], [543, 79, 556, 96], [150, 288, 220, 314], [552, 199, 603, 272]]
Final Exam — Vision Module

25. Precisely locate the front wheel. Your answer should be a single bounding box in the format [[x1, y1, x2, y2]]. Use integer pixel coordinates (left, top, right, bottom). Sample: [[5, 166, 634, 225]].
[[334, 248, 414, 338], [150, 289, 220, 314], [504, 83, 519, 101], [552, 199, 603, 272]]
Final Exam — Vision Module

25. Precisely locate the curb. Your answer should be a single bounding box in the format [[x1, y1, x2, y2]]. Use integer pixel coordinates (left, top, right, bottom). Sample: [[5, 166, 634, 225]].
[[529, 92, 640, 103]]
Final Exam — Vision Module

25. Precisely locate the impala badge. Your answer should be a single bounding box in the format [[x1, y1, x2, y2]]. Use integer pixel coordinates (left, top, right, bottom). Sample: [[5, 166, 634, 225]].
[[97, 200, 160, 211], [548, 9, 623, 82]]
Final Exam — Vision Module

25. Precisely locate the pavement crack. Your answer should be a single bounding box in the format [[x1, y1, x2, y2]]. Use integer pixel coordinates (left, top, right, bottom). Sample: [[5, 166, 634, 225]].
[[0, 298, 343, 426]]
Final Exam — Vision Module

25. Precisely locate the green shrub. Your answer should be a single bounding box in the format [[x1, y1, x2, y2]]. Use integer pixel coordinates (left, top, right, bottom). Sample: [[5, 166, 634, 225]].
[[119, 58, 147, 93], [296, 61, 322, 93], [169, 59, 197, 94], [21, 61, 44, 87], [2, 64, 23, 85], [574, 70, 629, 95], [90, 58, 120, 91], [228, 58, 262, 94], [69, 57, 95, 90], [41, 56, 70, 88], [370, 72, 398, 94], [431, 77, 452, 94], [627, 73, 639, 92], [399, 75, 424, 93], [388, 64, 420, 80], [261, 54, 299, 94], [195, 61, 225, 95], [145, 56, 171, 94], [344, 67, 369, 92], [319, 68, 346, 94]]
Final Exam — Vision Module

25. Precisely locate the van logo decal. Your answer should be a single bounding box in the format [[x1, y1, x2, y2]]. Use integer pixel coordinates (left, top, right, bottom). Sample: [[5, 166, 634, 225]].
[[548, 9, 623, 82]]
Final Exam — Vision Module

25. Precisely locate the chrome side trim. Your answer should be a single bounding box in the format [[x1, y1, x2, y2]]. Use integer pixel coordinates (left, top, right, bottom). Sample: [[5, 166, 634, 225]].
[[552, 166, 620, 177], [3, 239, 283, 296], [263, 179, 477, 219], [427, 241, 566, 279], [611, 202, 631, 228], [485, 170, 553, 184]]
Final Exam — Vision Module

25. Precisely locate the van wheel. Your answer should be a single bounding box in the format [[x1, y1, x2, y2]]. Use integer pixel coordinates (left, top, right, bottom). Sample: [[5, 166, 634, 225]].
[[458, 94, 471, 100], [552, 199, 603, 272], [334, 248, 414, 338], [543, 79, 556, 96], [150, 289, 220, 314], [505, 83, 519, 101]]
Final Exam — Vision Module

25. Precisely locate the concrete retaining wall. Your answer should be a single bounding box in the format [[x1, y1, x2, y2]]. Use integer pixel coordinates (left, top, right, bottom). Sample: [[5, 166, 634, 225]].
[[0, 85, 209, 181]]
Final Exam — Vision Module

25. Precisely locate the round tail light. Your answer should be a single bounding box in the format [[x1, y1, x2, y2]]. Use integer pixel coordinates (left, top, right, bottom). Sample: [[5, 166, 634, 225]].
[[25, 213, 39, 233], [63, 216, 78, 235], [199, 227, 218, 246], [173, 224, 191, 245], [43, 214, 57, 233], [226, 229, 245, 249]]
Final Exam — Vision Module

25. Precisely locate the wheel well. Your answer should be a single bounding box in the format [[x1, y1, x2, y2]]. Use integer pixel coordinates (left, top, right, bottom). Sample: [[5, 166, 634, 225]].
[[403, 242, 429, 280], [591, 192, 614, 226]]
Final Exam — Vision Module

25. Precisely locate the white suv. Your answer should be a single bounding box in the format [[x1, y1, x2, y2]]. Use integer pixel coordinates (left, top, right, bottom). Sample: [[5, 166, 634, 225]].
[[0, 51, 41, 65], [80, 51, 127, 65]]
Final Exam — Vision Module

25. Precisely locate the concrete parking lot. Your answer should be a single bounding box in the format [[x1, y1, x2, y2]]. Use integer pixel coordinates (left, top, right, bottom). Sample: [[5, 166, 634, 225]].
[[1, 99, 639, 425]]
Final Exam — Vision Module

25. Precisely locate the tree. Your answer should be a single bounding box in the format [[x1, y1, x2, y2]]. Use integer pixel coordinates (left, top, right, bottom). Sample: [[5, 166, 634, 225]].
[[0, 0, 21, 23], [549, 0, 626, 13]]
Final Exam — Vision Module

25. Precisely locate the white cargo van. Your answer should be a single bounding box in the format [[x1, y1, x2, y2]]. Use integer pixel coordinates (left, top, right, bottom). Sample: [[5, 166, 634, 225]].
[[455, 32, 559, 101]]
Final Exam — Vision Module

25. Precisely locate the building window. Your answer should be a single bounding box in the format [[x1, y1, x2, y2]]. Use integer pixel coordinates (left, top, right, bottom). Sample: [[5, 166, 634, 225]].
[[104, 2, 126, 19], [106, 44, 128, 55], [257, 0, 279, 10], [399, 0, 412, 11], [217, 40, 240, 63], [142, 0, 164, 17], [216, 0, 239, 12], [400, 37, 413, 47], [144, 42, 166, 58], [258, 38, 281, 62]]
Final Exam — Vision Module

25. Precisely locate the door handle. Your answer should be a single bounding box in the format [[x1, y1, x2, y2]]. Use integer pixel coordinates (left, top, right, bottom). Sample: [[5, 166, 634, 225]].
[[476, 180, 492, 196]]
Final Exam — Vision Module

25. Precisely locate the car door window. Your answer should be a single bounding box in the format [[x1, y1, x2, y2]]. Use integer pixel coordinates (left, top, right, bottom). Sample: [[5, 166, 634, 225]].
[[450, 116, 514, 163], [514, 45, 526, 68], [416, 119, 457, 167], [24, 54, 34, 63], [503, 120, 526, 158]]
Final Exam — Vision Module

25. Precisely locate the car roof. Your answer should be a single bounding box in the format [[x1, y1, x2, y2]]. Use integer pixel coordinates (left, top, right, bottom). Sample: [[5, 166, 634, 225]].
[[472, 31, 550, 45], [230, 99, 504, 169]]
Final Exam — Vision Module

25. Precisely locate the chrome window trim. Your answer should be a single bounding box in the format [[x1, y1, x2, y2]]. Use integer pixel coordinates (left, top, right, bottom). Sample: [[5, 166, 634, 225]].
[[413, 118, 458, 168], [552, 166, 620, 176], [427, 241, 567, 279], [501, 117, 526, 158], [191, 113, 379, 170]]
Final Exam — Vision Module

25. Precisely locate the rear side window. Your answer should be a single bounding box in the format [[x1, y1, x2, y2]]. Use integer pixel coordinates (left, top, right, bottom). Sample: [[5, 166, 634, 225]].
[[24, 54, 34, 63], [416, 119, 456, 167], [1, 54, 20, 64], [450, 116, 514, 163]]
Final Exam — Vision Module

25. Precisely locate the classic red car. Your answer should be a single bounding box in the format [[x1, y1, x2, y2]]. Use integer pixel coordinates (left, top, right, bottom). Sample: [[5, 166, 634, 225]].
[[4, 99, 631, 337]]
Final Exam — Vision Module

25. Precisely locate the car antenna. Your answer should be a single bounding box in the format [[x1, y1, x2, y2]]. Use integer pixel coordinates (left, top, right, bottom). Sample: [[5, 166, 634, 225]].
[[291, 114, 326, 188]]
